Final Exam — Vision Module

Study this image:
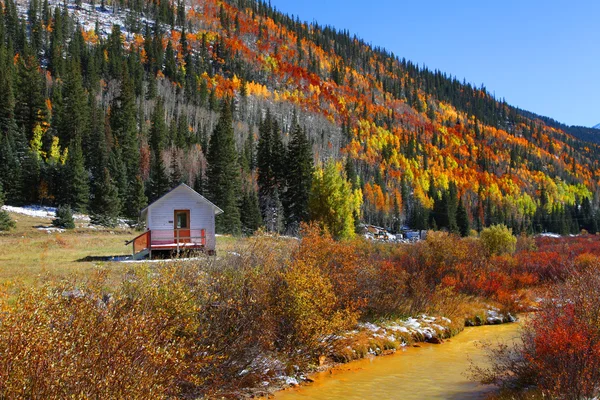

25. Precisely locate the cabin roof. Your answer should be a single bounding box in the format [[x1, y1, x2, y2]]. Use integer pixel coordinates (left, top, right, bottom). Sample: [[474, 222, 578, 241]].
[[141, 183, 224, 218]]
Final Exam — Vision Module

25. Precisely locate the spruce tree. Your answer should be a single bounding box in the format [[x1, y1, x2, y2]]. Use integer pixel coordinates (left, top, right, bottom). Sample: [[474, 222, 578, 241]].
[[456, 198, 470, 237], [240, 187, 262, 235], [206, 100, 241, 235], [169, 151, 183, 186], [0, 183, 16, 231], [63, 139, 89, 212], [90, 168, 121, 227], [125, 174, 148, 223], [256, 110, 284, 231], [59, 59, 89, 146], [284, 121, 313, 232], [52, 205, 75, 229], [147, 98, 170, 201], [110, 63, 139, 182]]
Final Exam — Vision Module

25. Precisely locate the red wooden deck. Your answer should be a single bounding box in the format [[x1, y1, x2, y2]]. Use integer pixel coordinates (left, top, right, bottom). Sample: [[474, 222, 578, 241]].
[[127, 229, 207, 258]]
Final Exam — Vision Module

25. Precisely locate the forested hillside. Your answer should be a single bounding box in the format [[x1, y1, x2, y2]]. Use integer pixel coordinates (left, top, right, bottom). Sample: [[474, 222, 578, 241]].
[[1, 0, 599, 235]]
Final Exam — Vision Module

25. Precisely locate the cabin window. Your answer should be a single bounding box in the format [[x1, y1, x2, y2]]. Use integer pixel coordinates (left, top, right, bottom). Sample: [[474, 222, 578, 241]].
[[175, 211, 189, 229]]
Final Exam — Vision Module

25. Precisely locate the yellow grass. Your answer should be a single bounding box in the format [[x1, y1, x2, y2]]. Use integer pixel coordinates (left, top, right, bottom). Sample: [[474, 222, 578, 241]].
[[0, 211, 242, 285]]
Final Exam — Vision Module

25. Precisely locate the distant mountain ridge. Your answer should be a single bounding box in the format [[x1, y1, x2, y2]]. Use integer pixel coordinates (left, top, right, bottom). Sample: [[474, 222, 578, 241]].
[[594, 123, 600, 129], [1, 0, 600, 235]]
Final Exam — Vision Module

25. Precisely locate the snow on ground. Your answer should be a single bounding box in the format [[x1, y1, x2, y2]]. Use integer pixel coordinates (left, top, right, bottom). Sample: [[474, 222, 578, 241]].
[[120, 256, 207, 263], [539, 232, 562, 238], [354, 314, 451, 347], [3, 205, 91, 221], [37, 226, 66, 233]]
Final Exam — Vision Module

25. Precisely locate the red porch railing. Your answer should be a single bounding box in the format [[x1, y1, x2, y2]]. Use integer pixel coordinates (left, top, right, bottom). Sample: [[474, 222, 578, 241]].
[[126, 229, 207, 258]]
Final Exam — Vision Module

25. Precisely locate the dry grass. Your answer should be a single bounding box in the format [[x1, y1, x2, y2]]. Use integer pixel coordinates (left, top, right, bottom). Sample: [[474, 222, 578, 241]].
[[0, 211, 243, 285]]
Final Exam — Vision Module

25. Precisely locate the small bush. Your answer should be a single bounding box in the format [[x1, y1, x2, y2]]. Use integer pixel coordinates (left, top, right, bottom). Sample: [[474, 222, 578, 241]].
[[52, 205, 75, 229], [480, 224, 517, 256], [0, 210, 15, 231], [0, 184, 15, 231]]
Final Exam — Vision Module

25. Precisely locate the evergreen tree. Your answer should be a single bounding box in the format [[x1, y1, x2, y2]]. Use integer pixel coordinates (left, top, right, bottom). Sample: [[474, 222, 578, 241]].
[[15, 48, 47, 139], [147, 98, 170, 201], [456, 198, 470, 237], [284, 121, 313, 232], [125, 174, 148, 222], [256, 111, 284, 231], [206, 100, 241, 235], [21, 128, 41, 204], [110, 63, 139, 182], [169, 153, 183, 186], [52, 205, 75, 229], [59, 59, 89, 146], [90, 167, 121, 227], [0, 183, 16, 231], [63, 139, 89, 212], [240, 187, 262, 235]]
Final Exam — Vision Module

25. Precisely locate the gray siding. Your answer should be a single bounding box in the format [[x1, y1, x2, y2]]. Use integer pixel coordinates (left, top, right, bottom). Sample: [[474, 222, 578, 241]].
[[145, 188, 217, 250]]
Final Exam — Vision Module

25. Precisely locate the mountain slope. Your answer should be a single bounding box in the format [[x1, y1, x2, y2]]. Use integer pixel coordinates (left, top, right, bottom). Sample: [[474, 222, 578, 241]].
[[594, 123, 600, 129], [1, 0, 599, 234]]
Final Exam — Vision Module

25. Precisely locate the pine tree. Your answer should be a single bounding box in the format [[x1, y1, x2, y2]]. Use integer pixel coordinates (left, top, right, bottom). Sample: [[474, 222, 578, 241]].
[[257, 111, 274, 198], [125, 174, 148, 222], [206, 100, 241, 235], [240, 187, 262, 235], [256, 110, 284, 231], [110, 63, 139, 182], [0, 183, 16, 231], [21, 128, 41, 204], [90, 167, 121, 227], [59, 59, 89, 146], [456, 198, 470, 237], [52, 205, 75, 229], [169, 151, 183, 186], [284, 121, 313, 232], [148, 152, 170, 202], [147, 98, 170, 201], [63, 139, 89, 212], [15, 47, 47, 139]]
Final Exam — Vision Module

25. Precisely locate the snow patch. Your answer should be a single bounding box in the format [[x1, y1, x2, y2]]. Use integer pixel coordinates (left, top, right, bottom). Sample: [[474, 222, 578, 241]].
[[539, 232, 561, 238], [3, 205, 90, 221]]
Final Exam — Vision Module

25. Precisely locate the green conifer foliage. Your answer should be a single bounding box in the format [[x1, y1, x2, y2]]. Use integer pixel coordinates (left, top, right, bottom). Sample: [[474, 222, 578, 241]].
[[456, 198, 470, 237], [52, 205, 75, 229], [206, 100, 241, 235], [240, 187, 262, 235], [0, 183, 16, 231], [284, 121, 313, 232], [63, 139, 89, 212], [90, 168, 121, 227]]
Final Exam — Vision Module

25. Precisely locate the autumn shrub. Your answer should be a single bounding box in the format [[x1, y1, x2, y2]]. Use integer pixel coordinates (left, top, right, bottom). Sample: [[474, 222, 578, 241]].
[[275, 258, 357, 354], [480, 224, 517, 256], [515, 233, 537, 253], [473, 268, 600, 399], [0, 272, 198, 400]]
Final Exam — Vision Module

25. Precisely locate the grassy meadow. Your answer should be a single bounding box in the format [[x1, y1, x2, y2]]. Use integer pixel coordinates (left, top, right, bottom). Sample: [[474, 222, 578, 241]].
[[0, 211, 240, 284]]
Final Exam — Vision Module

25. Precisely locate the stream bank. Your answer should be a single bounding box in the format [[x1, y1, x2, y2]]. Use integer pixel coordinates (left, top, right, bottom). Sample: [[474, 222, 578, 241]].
[[249, 309, 518, 399], [273, 320, 523, 400]]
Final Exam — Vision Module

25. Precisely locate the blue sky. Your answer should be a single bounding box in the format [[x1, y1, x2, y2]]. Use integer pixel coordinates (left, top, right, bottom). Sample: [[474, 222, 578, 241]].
[[270, 0, 599, 127]]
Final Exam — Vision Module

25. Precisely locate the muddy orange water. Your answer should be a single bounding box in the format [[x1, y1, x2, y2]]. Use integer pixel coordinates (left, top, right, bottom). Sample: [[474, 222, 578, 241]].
[[275, 321, 522, 400]]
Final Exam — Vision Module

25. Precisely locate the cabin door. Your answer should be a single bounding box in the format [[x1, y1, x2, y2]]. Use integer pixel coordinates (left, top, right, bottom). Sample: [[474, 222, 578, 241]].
[[174, 210, 191, 243]]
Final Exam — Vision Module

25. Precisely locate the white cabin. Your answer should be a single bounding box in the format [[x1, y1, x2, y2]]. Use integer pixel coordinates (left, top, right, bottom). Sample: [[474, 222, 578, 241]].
[[127, 183, 223, 259]]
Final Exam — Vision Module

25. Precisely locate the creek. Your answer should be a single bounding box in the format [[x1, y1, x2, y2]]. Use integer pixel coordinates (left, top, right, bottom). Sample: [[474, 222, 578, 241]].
[[275, 321, 522, 400]]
